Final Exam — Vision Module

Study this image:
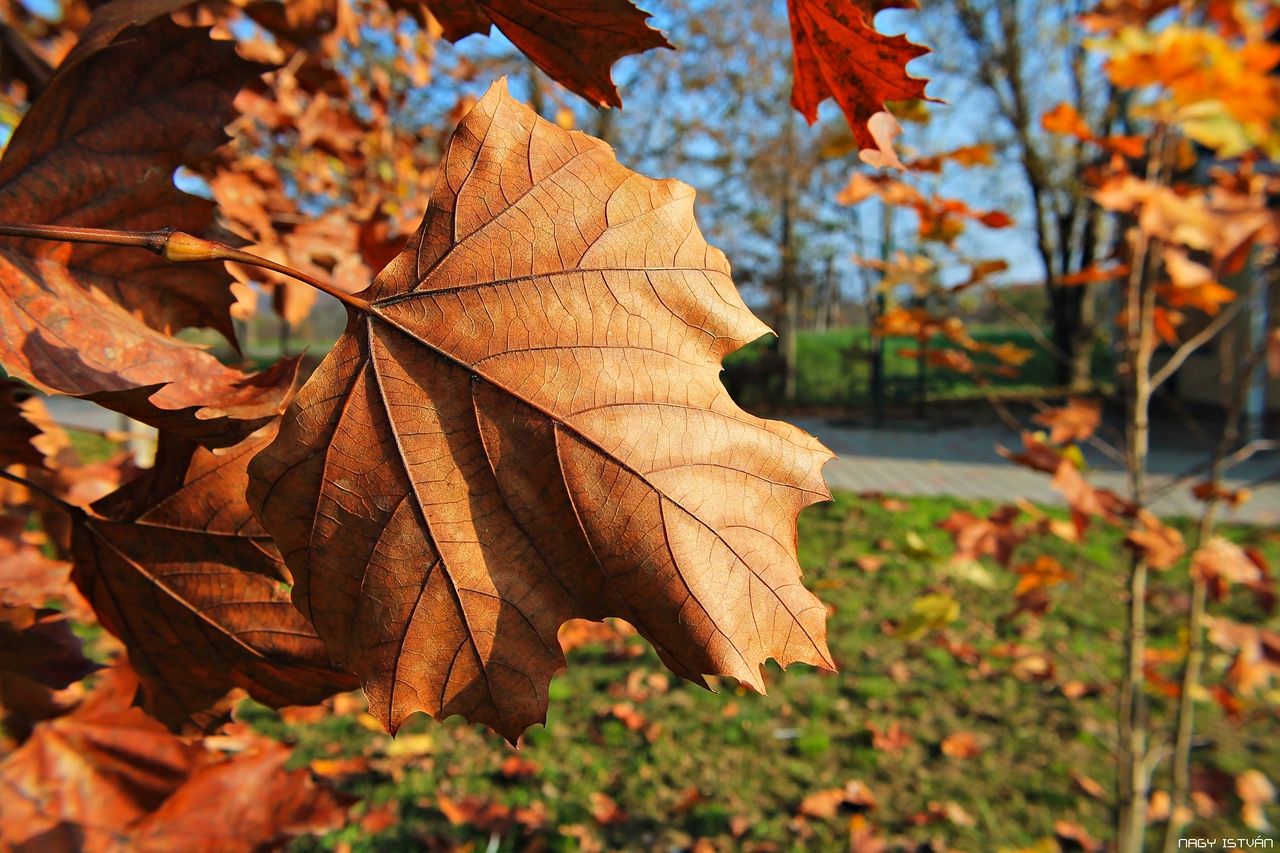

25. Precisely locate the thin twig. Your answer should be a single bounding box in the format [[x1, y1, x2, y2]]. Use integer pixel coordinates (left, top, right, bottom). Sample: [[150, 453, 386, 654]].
[[0, 467, 70, 508], [1150, 299, 1246, 391], [0, 221, 371, 312], [989, 289, 1072, 366]]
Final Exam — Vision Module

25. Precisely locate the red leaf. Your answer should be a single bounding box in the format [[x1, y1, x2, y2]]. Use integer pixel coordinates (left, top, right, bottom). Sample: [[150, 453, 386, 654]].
[[787, 0, 932, 148], [421, 0, 671, 108]]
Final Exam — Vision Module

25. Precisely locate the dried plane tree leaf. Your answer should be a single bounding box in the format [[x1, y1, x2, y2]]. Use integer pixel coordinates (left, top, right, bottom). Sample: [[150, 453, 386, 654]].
[[249, 80, 835, 742], [0, 18, 296, 448], [421, 0, 671, 108], [122, 730, 352, 851], [788, 0, 932, 149], [70, 426, 357, 731]]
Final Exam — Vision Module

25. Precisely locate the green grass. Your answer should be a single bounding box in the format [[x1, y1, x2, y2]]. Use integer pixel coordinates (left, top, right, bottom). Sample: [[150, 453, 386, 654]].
[[261, 493, 1279, 852], [722, 327, 1115, 408]]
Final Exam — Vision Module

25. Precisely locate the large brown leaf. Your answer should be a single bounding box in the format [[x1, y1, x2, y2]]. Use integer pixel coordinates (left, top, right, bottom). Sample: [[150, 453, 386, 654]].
[[0, 17, 296, 447], [788, 0, 931, 149], [70, 427, 357, 731], [248, 80, 834, 742], [421, 0, 671, 108]]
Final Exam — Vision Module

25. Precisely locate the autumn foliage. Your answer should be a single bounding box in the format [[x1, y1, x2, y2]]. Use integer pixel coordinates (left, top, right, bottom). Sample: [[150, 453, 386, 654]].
[[0, 0, 945, 846], [1, 0, 1278, 848]]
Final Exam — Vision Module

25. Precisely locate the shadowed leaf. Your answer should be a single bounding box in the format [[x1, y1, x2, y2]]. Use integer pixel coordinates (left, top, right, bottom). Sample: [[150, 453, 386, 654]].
[[70, 427, 357, 731], [0, 663, 351, 851], [0, 18, 295, 448], [421, 0, 671, 108]]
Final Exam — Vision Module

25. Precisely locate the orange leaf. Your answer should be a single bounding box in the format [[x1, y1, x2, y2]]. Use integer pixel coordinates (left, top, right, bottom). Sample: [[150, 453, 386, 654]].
[[1032, 398, 1102, 444], [1041, 102, 1092, 140], [788, 0, 932, 148], [939, 730, 983, 759], [1013, 555, 1074, 596], [1126, 510, 1186, 571]]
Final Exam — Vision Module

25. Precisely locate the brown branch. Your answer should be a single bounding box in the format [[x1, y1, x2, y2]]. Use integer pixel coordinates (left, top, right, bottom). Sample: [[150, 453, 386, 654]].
[[1150, 299, 1247, 391], [0, 221, 371, 312], [0, 467, 71, 509]]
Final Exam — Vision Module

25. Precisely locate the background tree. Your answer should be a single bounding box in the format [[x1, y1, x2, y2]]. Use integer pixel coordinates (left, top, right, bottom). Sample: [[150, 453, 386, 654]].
[[923, 0, 1122, 389]]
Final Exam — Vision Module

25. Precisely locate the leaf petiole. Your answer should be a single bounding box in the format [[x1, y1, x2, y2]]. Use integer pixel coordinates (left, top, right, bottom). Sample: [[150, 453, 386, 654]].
[[0, 221, 371, 312], [0, 467, 74, 510]]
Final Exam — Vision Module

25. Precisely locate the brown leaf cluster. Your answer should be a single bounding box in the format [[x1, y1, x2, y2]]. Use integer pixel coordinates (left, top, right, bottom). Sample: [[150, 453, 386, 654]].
[[0, 13, 297, 447], [0, 663, 351, 852]]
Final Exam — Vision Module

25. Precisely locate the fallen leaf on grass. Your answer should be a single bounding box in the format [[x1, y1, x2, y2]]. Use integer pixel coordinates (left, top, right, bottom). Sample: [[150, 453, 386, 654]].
[[940, 731, 983, 759], [797, 779, 878, 818], [589, 791, 628, 826], [500, 754, 539, 781], [1054, 819, 1101, 852], [854, 555, 885, 572], [1237, 769, 1275, 832], [848, 813, 887, 853], [866, 721, 911, 755], [938, 505, 1024, 568], [1013, 554, 1074, 596], [1071, 769, 1107, 799]]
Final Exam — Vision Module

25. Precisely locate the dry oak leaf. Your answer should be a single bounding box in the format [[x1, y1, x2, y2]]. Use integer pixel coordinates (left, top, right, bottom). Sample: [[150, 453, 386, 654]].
[[69, 427, 357, 732], [248, 80, 835, 742], [788, 0, 932, 149], [421, 0, 671, 108], [0, 18, 298, 448]]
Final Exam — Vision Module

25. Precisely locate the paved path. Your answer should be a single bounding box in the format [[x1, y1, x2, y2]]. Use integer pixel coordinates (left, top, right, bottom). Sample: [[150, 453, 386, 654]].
[[38, 396, 1280, 525], [792, 417, 1280, 525]]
